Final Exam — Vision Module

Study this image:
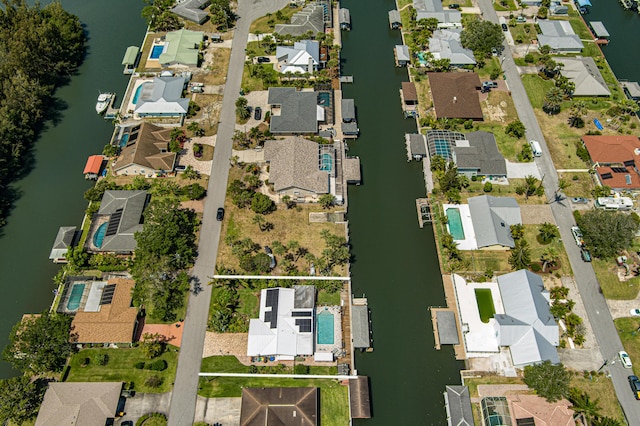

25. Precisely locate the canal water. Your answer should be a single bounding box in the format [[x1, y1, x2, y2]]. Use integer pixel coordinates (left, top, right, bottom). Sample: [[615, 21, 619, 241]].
[[0, 0, 146, 378], [341, 0, 464, 424]]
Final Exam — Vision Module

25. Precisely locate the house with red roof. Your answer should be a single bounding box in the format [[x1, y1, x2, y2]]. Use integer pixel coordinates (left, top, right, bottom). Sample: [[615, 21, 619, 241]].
[[581, 135, 640, 191]]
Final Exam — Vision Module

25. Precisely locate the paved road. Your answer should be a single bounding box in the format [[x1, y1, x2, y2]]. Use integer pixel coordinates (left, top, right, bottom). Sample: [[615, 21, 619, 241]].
[[476, 1, 640, 424], [167, 0, 289, 424]]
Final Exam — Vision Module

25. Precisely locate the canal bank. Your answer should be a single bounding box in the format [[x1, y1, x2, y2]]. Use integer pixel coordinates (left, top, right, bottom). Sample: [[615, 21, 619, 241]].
[[341, 0, 463, 423], [0, 0, 147, 378]]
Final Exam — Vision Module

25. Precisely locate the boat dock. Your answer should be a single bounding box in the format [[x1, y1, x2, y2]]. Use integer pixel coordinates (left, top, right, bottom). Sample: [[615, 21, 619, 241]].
[[416, 198, 434, 228], [429, 275, 466, 360], [103, 95, 119, 120], [352, 297, 373, 352]]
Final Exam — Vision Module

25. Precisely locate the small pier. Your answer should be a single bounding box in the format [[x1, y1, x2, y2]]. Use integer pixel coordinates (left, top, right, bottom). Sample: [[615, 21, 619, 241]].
[[416, 198, 434, 228], [352, 297, 372, 352], [339, 76, 353, 83], [103, 95, 119, 120], [429, 275, 466, 360], [589, 21, 610, 45]]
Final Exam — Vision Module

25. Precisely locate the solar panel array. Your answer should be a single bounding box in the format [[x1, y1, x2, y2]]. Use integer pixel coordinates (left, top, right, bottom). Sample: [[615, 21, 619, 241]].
[[295, 318, 312, 333], [624, 159, 635, 167], [610, 167, 628, 173], [601, 172, 613, 180], [105, 208, 124, 237], [264, 289, 279, 329], [291, 311, 312, 317], [100, 284, 117, 305]]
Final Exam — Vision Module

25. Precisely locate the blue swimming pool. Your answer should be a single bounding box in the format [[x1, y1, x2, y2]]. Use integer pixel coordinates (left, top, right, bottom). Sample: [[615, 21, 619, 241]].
[[119, 133, 130, 148], [93, 222, 108, 248], [66, 283, 85, 311], [318, 92, 331, 107], [150, 44, 164, 59], [446, 208, 465, 240], [320, 153, 333, 172], [417, 51, 428, 66], [316, 309, 334, 345], [132, 83, 146, 105]]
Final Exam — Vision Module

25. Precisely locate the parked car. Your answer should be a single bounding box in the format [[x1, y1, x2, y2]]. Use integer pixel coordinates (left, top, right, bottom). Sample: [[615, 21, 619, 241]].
[[571, 226, 584, 247], [629, 375, 640, 400], [516, 15, 526, 22], [630, 308, 640, 317], [482, 81, 498, 89], [580, 248, 592, 262], [480, 87, 491, 94], [448, 3, 460, 9], [254, 106, 262, 121], [257, 56, 271, 63], [572, 197, 589, 204], [620, 350, 633, 369], [501, 23, 508, 31], [216, 207, 225, 221]]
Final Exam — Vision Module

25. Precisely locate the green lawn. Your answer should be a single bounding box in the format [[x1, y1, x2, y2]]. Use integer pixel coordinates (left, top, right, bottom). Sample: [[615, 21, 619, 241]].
[[475, 123, 523, 161], [523, 225, 572, 276], [570, 373, 625, 422], [615, 317, 640, 377], [250, 6, 301, 33], [510, 23, 538, 44], [593, 258, 640, 300], [474, 289, 496, 323], [317, 289, 341, 305], [237, 288, 259, 318], [65, 347, 178, 393], [521, 75, 556, 109], [493, 0, 517, 11], [199, 356, 348, 426], [558, 172, 595, 198]]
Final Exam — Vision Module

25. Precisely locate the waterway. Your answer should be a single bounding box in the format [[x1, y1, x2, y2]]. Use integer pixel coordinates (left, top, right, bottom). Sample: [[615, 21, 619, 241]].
[[0, 0, 146, 378], [341, 0, 464, 424]]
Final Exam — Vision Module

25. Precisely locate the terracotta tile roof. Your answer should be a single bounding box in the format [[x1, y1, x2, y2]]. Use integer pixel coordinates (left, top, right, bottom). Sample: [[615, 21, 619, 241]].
[[428, 72, 483, 119], [83, 155, 104, 175], [507, 394, 575, 426], [114, 122, 176, 173], [596, 166, 640, 189], [402, 82, 418, 102], [71, 278, 138, 344], [581, 135, 640, 164]]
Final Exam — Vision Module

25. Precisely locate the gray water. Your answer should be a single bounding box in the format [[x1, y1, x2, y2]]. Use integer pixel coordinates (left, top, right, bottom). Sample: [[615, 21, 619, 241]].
[[0, 0, 146, 378]]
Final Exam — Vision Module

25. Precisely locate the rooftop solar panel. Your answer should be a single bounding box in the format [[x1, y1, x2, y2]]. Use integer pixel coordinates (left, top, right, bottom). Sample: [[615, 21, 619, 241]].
[[296, 318, 312, 333], [292, 311, 312, 317], [99, 284, 117, 305], [601, 172, 613, 180], [105, 208, 123, 237], [611, 167, 628, 173], [624, 159, 635, 167]]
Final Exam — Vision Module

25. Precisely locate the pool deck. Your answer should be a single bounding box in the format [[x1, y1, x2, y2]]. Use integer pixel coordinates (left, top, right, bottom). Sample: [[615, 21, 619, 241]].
[[315, 306, 343, 358], [443, 203, 478, 250]]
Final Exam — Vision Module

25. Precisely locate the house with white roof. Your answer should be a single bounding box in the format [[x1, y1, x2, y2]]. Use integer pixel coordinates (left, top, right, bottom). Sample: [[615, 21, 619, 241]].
[[468, 195, 522, 250], [134, 76, 190, 118], [247, 286, 316, 359], [429, 29, 475, 66], [276, 40, 320, 74]]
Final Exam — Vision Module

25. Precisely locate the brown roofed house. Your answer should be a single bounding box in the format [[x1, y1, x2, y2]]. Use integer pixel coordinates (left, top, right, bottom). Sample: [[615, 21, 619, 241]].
[[428, 72, 483, 120], [581, 135, 640, 190], [71, 278, 139, 345], [240, 387, 318, 426], [506, 394, 575, 426], [114, 122, 176, 176]]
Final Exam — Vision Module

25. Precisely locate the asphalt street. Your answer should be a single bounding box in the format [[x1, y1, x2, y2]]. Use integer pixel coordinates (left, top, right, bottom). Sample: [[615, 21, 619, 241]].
[[477, 0, 640, 423], [166, 0, 289, 424]]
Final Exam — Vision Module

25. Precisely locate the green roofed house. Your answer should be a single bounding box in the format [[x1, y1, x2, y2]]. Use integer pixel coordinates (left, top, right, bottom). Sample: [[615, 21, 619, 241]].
[[121, 45, 139, 74], [159, 29, 204, 68]]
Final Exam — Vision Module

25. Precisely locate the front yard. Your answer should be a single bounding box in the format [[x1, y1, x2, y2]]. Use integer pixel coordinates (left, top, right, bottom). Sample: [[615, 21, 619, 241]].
[[593, 258, 640, 300]]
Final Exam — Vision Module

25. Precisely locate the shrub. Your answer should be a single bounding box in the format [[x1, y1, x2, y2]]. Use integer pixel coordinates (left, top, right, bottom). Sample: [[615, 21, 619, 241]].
[[524, 53, 534, 63], [147, 359, 168, 371], [490, 69, 501, 80], [505, 120, 525, 138], [294, 364, 310, 374], [99, 354, 109, 366], [134, 361, 146, 369], [145, 376, 163, 388], [80, 357, 90, 367], [530, 263, 542, 272], [483, 182, 493, 193]]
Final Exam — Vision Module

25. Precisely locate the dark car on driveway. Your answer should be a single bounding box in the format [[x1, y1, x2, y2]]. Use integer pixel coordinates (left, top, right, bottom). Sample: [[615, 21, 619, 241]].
[[502, 23, 508, 31], [257, 56, 270, 63], [216, 207, 225, 221], [580, 248, 592, 262], [254, 106, 262, 121]]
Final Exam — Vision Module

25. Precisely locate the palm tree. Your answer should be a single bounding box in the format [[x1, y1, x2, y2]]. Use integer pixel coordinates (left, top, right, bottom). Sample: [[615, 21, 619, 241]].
[[509, 240, 531, 270], [543, 87, 563, 115], [568, 388, 601, 424], [538, 222, 559, 243], [568, 100, 587, 127], [252, 214, 266, 231], [540, 247, 558, 272]]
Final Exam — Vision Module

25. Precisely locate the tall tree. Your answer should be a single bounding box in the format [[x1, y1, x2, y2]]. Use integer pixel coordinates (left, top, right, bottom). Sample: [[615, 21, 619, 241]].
[[0, 376, 45, 425], [509, 239, 531, 270], [543, 87, 563, 115], [523, 361, 571, 402], [580, 210, 638, 258], [460, 19, 504, 58]]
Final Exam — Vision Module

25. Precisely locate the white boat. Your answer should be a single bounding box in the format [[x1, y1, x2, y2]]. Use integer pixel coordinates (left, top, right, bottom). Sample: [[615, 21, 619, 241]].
[[95, 92, 114, 114]]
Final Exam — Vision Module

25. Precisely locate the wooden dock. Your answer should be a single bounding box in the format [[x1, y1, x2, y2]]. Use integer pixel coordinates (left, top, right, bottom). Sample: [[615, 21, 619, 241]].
[[416, 198, 433, 228], [103, 95, 119, 120], [429, 275, 466, 360]]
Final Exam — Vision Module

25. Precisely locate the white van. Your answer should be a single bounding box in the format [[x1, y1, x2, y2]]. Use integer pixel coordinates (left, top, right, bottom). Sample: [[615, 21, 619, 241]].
[[529, 140, 542, 157]]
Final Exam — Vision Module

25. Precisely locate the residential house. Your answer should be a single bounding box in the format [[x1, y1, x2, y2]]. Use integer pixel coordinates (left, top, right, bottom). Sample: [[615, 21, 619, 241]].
[[395, 45, 411, 66], [537, 20, 584, 53], [494, 270, 559, 367], [159, 29, 204, 68], [247, 286, 316, 358], [444, 386, 474, 426], [339, 8, 351, 30], [268, 87, 323, 134], [134, 76, 190, 118], [389, 9, 402, 29], [240, 387, 318, 426], [550, 1, 569, 14], [581, 135, 640, 190], [425, 129, 466, 161], [264, 137, 331, 200], [86, 190, 149, 254], [428, 29, 476, 66], [413, 0, 462, 28], [113, 122, 176, 176], [468, 195, 522, 250], [428, 72, 483, 120], [83, 155, 104, 180], [622, 81, 640, 101], [276, 40, 320, 74], [171, 0, 211, 24], [275, 3, 325, 37], [49, 226, 77, 263], [453, 131, 507, 178], [553, 56, 610, 96], [506, 394, 575, 426], [35, 382, 123, 426], [70, 278, 139, 345]]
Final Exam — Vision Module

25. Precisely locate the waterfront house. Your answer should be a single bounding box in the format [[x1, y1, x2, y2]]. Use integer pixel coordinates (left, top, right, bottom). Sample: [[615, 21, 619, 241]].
[[428, 29, 476, 67], [339, 8, 351, 30], [159, 29, 204, 68], [83, 155, 104, 180], [49, 226, 77, 263], [537, 20, 583, 53], [275, 3, 325, 37], [494, 270, 559, 367], [428, 72, 483, 120], [276, 40, 320, 74], [240, 387, 318, 426], [171, 0, 211, 24], [454, 131, 507, 179], [389, 10, 402, 29], [395, 45, 410, 67], [550, 1, 569, 14], [468, 195, 521, 250], [581, 135, 640, 191], [267, 87, 322, 134], [70, 278, 139, 345], [134, 76, 190, 118], [113, 122, 176, 177], [553, 56, 610, 97], [247, 286, 316, 358], [413, 0, 462, 28], [35, 382, 123, 426], [263, 137, 331, 201], [86, 190, 148, 254]]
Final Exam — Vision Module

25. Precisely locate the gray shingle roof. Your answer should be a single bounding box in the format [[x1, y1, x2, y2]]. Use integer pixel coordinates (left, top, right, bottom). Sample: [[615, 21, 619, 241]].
[[341, 99, 355, 121], [268, 88, 319, 133], [468, 195, 521, 248], [537, 20, 583, 51], [590, 21, 609, 37], [263, 137, 329, 194], [49, 226, 77, 260], [554, 56, 610, 96], [171, 0, 210, 24], [339, 8, 350, 25], [352, 305, 370, 348], [444, 386, 473, 426], [341, 122, 359, 135], [408, 134, 427, 156], [395, 45, 410, 62], [389, 10, 401, 24], [495, 270, 559, 366], [454, 131, 507, 176], [96, 190, 148, 253]]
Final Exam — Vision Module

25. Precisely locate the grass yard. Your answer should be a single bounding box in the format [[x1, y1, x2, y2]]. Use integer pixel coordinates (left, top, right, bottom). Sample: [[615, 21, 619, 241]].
[[510, 23, 538, 45], [521, 75, 556, 109], [593, 258, 640, 300], [462, 179, 548, 204], [557, 172, 595, 198], [65, 347, 178, 393], [241, 63, 280, 92], [493, 0, 517, 11], [475, 123, 524, 161], [196, 47, 231, 86], [250, 6, 301, 33], [199, 356, 348, 426], [615, 318, 640, 377], [565, 10, 593, 40], [475, 289, 496, 323], [461, 249, 511, 275], [317, 287, 342, 305], [523, 225, 572, 276], [569, 373, 625, 422]]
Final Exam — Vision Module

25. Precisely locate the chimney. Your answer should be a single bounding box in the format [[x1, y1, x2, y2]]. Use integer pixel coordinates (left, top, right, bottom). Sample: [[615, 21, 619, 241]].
[[453, 96, 457, 104]]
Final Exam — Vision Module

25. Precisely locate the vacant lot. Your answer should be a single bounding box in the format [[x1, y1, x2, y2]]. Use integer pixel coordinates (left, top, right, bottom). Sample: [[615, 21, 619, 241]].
[[593, 258, 640, 300]]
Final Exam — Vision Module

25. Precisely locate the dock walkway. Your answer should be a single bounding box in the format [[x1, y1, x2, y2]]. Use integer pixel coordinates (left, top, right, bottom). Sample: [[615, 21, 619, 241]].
[[429, 275, 466, 360]]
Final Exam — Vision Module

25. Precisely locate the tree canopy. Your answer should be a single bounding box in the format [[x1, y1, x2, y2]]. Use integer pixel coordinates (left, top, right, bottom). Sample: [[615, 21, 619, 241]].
[[578, 209, 638, 258], [460, 19, 504, 58], [0, 376, 45, 424], [523, 361, 570, 402]]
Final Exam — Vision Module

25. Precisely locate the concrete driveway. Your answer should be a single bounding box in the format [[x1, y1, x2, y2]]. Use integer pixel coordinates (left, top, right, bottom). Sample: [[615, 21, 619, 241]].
[[506, 160, 541, 179], [121, 392, 172, 423]]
